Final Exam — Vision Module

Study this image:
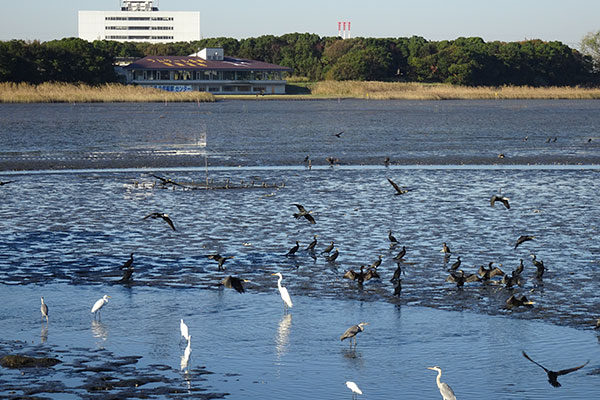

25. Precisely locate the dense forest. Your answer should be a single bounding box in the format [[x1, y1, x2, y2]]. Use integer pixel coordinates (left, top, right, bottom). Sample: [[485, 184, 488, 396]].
[[0, 33, 597, 86]]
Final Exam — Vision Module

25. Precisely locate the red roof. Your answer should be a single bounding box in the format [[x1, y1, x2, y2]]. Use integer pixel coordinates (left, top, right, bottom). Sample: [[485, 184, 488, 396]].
[[126, 55, 291, 71]]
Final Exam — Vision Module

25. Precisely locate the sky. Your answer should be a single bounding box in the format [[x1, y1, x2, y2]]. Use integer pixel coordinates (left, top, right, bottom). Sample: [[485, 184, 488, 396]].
[[0, 0, 598, 48]]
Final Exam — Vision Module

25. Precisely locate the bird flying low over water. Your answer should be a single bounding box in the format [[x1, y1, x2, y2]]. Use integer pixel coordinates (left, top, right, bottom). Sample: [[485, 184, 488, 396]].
[[151, 174, 184, 187], [207, 254, 234, 271], [387, 178, 412, 195], [292, 203, 316, 224], [333, 130, 345, 138], [505, 295, 534, 309], [522, 351, 589, 387], [143, 212, 176, 231], [0, 180, 16, 186], [446, 270, 480, 287], [490, 194, 510, 209], [515, 235, 535, 249], [222, 275, 249, 293]]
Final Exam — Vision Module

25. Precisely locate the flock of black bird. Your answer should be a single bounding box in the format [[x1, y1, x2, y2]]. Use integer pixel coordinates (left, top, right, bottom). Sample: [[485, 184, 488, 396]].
[[2, 168, 596, 392]]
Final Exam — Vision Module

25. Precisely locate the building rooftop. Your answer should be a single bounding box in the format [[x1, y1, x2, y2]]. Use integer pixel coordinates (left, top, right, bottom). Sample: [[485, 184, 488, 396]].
[[126, 55, 292, 72]]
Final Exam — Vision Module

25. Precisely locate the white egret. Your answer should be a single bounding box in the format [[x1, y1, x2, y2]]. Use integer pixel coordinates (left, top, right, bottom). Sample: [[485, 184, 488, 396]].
[[180, 319, 190, 342], [427, 366, 456, 400], [40, 297, 49, 322], [91, 295, 111, 318], [271, 272, 293, 310], [345, 381, 362, 398]]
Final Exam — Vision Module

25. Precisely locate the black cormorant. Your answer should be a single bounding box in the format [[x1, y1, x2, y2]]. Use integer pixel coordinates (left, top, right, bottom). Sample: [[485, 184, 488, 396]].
[[388, 230, 398, 243], [393, 279, 402, 297], [387, 178, 412, 195], [514, 259, 524, 276], [393, 246, 406, 261], [505, 294, 534, 309], [370, 255, 383, 269], [222, 276, 248, 293], [449, 256, 461, 271], [119, 253, 134, 270], [530, 254, 547, 278], [442, 242, 451, 254], [292, 203, 316, 224], [326, 248, 339, 262], [305, 235, 318, 251], [490, 194, 510, 209], [334, 131, 344, 138], [522, 351, 588, 388], [321, 241, 334, 254], [143, 212, 176, 231], [446, 270, 480, 287], [477, 262, 504, 281], [515, 235, 535, 249], [208, 253, 234, 271], [286, 241, 300, 256]]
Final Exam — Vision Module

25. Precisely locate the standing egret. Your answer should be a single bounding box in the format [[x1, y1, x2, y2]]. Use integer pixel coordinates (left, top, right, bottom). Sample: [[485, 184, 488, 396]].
[[180, 319, 190, 342], [91, 295, 111, 319], [40, 297, 49, 322], [345, 381, 363, 398], [271, 273, 293, 311], [181, 335, 192, 370], [427, 366, 456, 400], [340, 322, 368, 347]]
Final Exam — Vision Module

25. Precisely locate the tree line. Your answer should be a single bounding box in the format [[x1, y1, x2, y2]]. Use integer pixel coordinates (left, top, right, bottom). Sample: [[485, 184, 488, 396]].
[[0, 34, 597, 86]]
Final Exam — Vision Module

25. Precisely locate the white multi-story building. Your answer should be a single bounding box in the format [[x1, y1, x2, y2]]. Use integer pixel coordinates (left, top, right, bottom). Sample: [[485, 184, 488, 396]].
[[78, 1, 200, 43]]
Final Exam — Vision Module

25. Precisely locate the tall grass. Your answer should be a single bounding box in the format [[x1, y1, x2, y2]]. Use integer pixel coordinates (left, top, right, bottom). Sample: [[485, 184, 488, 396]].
[[311, 81, 600, 100], [0, 82, 215, 103]]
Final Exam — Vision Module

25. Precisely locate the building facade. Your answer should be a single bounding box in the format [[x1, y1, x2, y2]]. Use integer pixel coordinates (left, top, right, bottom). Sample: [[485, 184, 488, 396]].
[[78, 1, 200, 43], [125, 48, 292, 94]]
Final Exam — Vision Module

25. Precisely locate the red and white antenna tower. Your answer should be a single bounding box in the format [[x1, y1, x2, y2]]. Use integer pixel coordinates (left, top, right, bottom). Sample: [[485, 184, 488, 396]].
[[338, 21, 351, 39]]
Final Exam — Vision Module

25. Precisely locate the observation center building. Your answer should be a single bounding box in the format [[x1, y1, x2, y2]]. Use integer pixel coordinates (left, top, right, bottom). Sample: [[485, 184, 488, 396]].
[[125, 48, 292, 94]]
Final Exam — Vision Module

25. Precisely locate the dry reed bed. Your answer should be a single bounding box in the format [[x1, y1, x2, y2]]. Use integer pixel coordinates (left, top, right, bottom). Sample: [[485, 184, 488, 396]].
[[311, 81, 600, 100], [0, 82, 215, 103]]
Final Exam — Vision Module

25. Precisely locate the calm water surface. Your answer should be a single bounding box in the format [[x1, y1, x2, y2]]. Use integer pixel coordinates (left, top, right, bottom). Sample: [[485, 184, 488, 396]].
[[1, 100, 600, 399]]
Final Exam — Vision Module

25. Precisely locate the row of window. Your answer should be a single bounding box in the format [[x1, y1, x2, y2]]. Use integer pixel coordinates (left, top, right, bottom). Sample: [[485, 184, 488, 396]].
[[105, 16, 174, 21], [106, 26, 174, 30], [107, 35, 174, 40], [132, 70, 284, 81]]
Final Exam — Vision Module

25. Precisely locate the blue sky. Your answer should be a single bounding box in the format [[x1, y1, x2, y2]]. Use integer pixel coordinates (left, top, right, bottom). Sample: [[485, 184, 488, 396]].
[[0, 0, 598, 48]]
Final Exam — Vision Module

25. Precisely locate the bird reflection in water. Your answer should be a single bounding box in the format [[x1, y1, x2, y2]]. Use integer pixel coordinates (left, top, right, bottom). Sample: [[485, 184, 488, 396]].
[[181, 336, 192, 371], [40, 324, 48, 344], [275, 313, 292, 358], [91, 320, 108, 342]]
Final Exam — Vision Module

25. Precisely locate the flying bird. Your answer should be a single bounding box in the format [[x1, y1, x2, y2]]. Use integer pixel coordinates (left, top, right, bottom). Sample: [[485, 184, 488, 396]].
[[387, 178, 412, 195], [522, 351, 589, 387], [333, 130, 344, 138], [207, 254, 234, 271], [515, 235, 535, 249], [222, 275, 249, 294], [505, 295, 534, 309], [0, 180, 16, 186], [292, 203, 316, 224], [151, 174, 184, 187], [143, 212, 176, 231], [490, 194, 510, 209]]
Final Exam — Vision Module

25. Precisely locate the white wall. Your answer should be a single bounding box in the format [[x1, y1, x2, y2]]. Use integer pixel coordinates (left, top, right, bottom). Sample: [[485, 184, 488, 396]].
[[78, 10, 201, 43]]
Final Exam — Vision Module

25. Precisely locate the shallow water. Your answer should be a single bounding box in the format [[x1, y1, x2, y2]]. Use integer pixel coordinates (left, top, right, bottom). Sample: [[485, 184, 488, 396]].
[[1, 100, 600, 398]]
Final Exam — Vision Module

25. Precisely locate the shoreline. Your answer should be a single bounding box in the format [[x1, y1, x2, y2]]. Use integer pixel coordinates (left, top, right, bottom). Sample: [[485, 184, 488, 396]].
[[2, 82, 600, 103]]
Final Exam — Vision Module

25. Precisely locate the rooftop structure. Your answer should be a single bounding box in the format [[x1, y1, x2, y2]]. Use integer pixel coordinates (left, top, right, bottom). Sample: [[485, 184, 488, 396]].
[[125, 48, 292, 94], [78, 1, 200, 43]]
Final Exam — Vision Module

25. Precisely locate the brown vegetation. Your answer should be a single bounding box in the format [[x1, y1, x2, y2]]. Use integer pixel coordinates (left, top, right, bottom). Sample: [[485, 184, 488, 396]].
[[310, 81, 600, 100], [0, 82, 215, 103]]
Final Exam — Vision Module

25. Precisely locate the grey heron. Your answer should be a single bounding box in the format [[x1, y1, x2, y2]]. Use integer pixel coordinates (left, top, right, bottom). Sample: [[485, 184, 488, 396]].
[[427, 366, 456, 400], [40, 297, 49, 322], [522, 350, 589, 387], [272, 272, 293, 311], [340, 322, 368, 347]]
